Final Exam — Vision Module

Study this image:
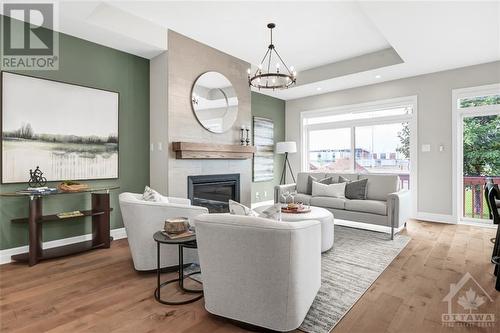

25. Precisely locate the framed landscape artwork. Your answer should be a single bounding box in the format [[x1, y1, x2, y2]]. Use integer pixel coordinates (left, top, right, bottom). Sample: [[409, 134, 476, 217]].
[[1, 72, 119, 184], [253, 116, 274, 182]]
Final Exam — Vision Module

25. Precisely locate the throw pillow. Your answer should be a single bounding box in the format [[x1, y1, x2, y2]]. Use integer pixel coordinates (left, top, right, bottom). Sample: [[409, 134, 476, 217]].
[[258, 204, 282, 220], [312, 181, 346, 198], [339, 176, 368, 200], [229, 200, 258, 216], [306, 175, 333, 195], [142, 186, 165, 202]]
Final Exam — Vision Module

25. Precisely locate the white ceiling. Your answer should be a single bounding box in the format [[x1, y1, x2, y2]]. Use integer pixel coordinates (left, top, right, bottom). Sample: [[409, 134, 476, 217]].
[[4, 1, 499, 100]]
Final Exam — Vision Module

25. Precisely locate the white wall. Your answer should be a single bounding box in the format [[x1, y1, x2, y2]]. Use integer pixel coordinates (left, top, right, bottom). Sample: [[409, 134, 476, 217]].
[[286, 61, 500, 220], [150, 51, 168, 194]]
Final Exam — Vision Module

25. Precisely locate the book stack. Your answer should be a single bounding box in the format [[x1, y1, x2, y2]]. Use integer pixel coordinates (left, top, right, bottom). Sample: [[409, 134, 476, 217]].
[[17, 187, 58, 195], [161, 230, 195, 240], [57, 211, 84, 219]]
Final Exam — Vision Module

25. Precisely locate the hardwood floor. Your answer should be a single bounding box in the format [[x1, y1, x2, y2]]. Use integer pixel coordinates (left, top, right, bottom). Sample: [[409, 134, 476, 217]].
[[0, 220, 498, 333]]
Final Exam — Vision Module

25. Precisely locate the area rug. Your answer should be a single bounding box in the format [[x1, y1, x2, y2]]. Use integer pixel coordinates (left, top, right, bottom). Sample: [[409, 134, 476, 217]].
[[299, 225, 411, 333]]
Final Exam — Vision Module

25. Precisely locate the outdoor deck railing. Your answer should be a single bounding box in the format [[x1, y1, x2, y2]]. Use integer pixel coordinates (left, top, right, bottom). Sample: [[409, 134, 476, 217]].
[[463, 176, 500, 219]]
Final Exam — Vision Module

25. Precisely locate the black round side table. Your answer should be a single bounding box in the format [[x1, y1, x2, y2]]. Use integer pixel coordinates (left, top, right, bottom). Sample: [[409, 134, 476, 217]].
[[153, 231, 203, 305]]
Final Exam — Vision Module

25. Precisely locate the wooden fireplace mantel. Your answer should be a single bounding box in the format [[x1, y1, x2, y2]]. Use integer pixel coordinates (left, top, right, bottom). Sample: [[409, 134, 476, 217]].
[[172, 142, 256, 160]]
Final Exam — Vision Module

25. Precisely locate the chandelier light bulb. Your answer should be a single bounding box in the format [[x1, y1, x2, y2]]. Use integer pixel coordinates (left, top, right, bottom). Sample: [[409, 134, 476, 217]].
[[247, 68, 251, 74]]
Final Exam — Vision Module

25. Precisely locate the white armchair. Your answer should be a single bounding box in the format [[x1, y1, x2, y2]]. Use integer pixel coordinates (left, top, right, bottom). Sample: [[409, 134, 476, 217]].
[[119, 192, 209, 271], [194, 213, 321, 332]]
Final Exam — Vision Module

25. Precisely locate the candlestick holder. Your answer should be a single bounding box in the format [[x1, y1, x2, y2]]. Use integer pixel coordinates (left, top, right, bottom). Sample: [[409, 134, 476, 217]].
[[245, 128, 251, 146], [240, 128, 245, 145]]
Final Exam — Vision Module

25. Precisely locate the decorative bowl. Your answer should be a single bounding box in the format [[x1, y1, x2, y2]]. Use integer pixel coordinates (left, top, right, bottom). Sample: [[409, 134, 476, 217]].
[[58, 182, 89, 192]]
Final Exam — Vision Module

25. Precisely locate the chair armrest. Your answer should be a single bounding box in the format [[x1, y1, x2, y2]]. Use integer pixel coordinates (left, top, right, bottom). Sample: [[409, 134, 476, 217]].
[[167, 197, 191, 205], [274, 183, 297, 203], [387, 190, 411, 229]]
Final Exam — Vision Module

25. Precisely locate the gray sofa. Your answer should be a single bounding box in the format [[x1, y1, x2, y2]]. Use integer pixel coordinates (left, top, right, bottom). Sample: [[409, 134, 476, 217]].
[[275, 172, 411, 239]]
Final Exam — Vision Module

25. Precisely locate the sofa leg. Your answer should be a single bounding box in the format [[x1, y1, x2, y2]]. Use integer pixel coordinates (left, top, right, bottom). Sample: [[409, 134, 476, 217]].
[[391, 226, 394, 240]]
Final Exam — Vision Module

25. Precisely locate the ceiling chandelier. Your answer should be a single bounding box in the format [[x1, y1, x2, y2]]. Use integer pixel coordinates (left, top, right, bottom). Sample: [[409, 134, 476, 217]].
[[247, 23, 296, 90]]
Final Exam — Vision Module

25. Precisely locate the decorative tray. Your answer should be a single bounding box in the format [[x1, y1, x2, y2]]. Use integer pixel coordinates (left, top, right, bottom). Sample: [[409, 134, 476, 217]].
[[281, 207, 312, 214]]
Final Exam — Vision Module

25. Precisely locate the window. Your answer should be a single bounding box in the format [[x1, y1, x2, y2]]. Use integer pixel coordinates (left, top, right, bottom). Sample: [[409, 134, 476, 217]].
[[304, 106, 412, 125], [302, 97, 416, 190], [355, 123, 410, 174], [308, 128, 352, 172], [458, 94, 500, 108]]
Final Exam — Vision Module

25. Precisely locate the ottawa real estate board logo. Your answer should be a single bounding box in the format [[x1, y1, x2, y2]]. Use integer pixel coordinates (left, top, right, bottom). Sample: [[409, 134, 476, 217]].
[[442, 272, 495, 327], [1, 2, 59, 70]]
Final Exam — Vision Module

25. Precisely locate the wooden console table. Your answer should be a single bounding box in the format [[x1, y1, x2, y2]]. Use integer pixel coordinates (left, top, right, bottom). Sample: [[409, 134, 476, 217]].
[[1, 187, 118, 266]]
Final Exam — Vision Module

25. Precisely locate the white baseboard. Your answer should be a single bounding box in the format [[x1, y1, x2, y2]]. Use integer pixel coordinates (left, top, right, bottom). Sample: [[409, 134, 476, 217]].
[[0, 227, 127, 265], [251, 200, 274, 209], [334, 219, 405, 234], [416, 212, 457, 224]]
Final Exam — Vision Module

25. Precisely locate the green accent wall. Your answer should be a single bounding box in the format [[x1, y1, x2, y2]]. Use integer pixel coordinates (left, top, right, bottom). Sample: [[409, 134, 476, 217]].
[[251, 92, 285, 203], [0, 17, 150, 250]]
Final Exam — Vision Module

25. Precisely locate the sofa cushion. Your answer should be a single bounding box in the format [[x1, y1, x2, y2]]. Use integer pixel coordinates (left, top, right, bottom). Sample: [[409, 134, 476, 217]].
[[296, 172, 326, 194], [359, 174, 399, 201], [339, 177, 368, 200], [310, 196, 346, 210], [294, 193, 312, 205], [345, 199, 387, 216], [325, 173, 358, 183], [312, 181, 346, 198]]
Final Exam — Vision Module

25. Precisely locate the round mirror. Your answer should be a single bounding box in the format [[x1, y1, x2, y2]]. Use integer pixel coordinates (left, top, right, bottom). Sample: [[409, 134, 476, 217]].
[[191, 71, 239, 133]]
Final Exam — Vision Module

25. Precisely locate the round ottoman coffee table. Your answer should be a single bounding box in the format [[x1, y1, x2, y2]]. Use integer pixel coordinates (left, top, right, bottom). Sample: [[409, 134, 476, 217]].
[[256, 205, 334, 252]]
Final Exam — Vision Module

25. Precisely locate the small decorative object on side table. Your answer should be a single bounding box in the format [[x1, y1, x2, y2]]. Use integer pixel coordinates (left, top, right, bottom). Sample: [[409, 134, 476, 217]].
[[153, 231, 203, 305], [28, 166, 47, 187]]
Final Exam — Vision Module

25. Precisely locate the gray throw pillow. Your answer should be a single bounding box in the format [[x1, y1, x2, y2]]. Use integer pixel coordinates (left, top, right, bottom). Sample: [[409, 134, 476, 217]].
[[339, 176, 368, 200], [306, 175, 333, 195]]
